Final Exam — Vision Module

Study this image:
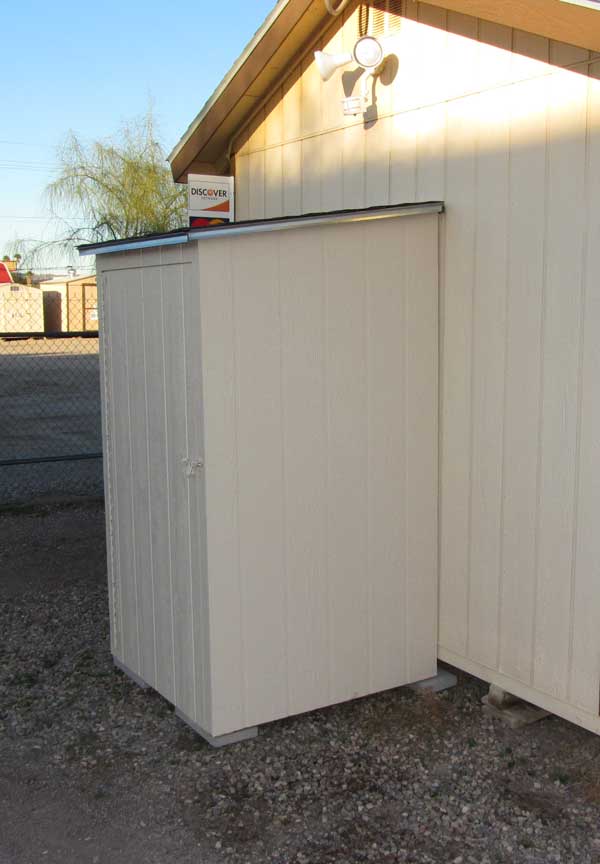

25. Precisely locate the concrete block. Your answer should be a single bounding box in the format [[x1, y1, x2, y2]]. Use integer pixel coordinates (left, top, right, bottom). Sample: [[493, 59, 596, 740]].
[[482, 690, 549, 730], [409, 667, 458, 693]]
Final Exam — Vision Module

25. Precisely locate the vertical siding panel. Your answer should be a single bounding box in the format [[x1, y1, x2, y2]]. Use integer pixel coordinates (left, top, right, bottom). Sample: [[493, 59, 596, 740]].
[[570, 78, 600, 713], [125, 273, 156, 686], [109, 275, 140, 674], [100, 274, 122, 657], [499, 76, 547, 683], [390, 111, 417, 203], [234, 154, 250, 221], [282, 143, 302, 215], [416, 104, 446, 201], [320, 20, 344, 211], [342, 122, 366, 209], [392, 16, 421, 113], [477, 21, 513, 90], [365, 115, 391, 207], [534, 69, 587, 700], [365, 219, 408, 690], [182, 256, 211, 729], [301, 54, 322, 137], [325, 222, 369, 702], [265, 146, 283, 218], [247, 110, 265, 220], [512, 30, 549, 80], [402, 215, 439, 682], [163, 265, 196, 717], [141, 266, 174, 701], [232, 234, 287, 724], [446, 12, 480, 100], [248, 150, 265, 220], [417, 4, 448, 106], [321, 19, 344, 131], [282, 66, 302, 216], [278, 228, 330, 713], [467, 88, 510, 669], [199, 239, 245, 734], [283, 65, 302, 142], [301, 53, 322, 213], [265, 85, 284, 219], [321, 129, 344, 211], [264, 89, 283, 147], [438, 94, 477, 655], [302, 136, 322, 213]]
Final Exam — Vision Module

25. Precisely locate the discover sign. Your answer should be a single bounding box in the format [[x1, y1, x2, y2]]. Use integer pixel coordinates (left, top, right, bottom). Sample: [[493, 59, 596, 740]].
[[188, 174, 235, 228]]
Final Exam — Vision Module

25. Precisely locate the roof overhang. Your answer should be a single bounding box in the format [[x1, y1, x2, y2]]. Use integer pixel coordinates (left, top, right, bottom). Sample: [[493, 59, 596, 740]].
[[169, 0, 331, 183], [169, 0, 600, 183]]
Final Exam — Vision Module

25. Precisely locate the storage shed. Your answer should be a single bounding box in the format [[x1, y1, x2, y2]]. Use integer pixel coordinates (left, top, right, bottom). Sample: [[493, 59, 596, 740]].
[[86, 205, 442, 744], [84, 0, 600, 742], [0, 282, 44, 334], [39, 275, 98, 333]]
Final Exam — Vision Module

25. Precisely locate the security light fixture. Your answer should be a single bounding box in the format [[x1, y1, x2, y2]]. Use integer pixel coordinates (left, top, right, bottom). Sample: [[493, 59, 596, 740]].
[[314, 35, 385, 82], [314, 35, 386, 116], [352, 35, 384, 69], [314, 50, 354, 82]]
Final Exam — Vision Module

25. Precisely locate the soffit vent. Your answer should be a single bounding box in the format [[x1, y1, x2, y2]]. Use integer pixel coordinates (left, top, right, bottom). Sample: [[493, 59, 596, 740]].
[[359, 0, 405, 38]]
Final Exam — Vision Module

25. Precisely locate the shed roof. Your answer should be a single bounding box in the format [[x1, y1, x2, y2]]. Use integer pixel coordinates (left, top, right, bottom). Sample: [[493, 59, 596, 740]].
[[169, 0, 600, 183], [79, 202, 444, 256]]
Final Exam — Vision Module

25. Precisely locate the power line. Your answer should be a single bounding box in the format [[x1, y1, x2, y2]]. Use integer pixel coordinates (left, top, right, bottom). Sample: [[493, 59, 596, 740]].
[[0, 216, 88, 221]]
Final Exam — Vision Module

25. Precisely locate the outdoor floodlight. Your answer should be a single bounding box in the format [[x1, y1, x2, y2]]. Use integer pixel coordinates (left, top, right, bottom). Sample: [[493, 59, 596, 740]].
[[314, 36, 385, 116], [352, 35, 384, 69], [314, 50, 354, 82], [314, 35, 384, 82]]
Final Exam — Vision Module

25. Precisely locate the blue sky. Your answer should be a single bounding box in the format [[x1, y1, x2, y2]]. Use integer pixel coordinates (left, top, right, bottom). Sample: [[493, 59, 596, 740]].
[[0, 0, 275, 271]]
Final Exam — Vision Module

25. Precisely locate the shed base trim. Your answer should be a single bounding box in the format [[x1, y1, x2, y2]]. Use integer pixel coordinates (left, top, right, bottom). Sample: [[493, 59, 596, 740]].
[[439, 647, 600, 736], [175, 708, 258, 748], [113, 656, 148, 690]]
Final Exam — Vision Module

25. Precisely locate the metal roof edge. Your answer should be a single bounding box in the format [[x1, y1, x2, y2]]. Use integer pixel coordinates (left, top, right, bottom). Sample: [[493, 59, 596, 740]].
[[78, 230, 189, 256], [79, 203, 445, 256]]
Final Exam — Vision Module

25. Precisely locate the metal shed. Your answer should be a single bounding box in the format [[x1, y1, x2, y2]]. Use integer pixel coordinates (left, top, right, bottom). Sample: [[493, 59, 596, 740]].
[[85, 203, 443, 745]]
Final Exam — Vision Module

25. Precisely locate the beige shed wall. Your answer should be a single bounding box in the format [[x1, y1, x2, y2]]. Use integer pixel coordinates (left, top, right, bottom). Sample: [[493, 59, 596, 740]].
[[233, 2, 600, 731], [96, 210, 440, 738]]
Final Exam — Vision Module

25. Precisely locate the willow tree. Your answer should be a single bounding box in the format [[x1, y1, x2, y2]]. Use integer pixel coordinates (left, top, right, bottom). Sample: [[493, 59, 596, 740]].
[[47, 111, 187, 248]]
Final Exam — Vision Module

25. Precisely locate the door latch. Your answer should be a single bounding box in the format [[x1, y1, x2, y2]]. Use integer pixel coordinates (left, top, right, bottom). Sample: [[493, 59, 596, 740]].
[[182, 457, 204, 477]]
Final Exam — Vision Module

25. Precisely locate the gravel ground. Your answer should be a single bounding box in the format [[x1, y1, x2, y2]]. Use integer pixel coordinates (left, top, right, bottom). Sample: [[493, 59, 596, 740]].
[[2, 501, 600, 864]]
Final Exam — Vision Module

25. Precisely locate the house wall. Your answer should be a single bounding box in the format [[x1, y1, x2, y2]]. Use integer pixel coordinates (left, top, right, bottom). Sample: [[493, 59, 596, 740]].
[[233, 1, 600, 731]]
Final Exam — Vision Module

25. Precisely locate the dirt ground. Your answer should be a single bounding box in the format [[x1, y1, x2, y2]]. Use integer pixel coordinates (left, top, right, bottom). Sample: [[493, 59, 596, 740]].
[[2, 500, 600, 864]]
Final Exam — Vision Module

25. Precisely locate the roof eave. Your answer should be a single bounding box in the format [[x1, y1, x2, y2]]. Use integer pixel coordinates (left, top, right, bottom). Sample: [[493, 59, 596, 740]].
[[168, 0, 329, 183]]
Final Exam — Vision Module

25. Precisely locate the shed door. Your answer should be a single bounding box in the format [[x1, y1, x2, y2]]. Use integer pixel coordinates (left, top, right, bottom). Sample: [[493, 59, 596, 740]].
[[199, 213, 440, 731]]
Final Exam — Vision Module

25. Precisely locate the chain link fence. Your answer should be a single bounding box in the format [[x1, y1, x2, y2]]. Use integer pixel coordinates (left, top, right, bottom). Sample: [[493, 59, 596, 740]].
[[0, 276, 103, 506]]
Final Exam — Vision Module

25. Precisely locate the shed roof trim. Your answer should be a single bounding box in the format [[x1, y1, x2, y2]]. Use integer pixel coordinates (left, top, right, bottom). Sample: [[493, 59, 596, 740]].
[[79, 202, 444, 256]]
